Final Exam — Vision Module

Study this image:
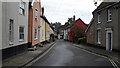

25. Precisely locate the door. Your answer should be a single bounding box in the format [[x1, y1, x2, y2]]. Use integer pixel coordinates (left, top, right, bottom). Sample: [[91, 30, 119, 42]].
[[106, 30, 113, 51]]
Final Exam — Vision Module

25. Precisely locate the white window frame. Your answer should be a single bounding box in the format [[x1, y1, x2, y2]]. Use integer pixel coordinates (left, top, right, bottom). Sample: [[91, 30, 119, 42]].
[[97, 30, 101, 44], [98, 12, 101, 24], [34, 28, 38, 40], [9, 19, 14, 45], [19, 26, 25, 42], [19, 0, 25, 15], [35, 8, 38, 21], [106, 28, 113, 51], [107, 9, 112, 22]]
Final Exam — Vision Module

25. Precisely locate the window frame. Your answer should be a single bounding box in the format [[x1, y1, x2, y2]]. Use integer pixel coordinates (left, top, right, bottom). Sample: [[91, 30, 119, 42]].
[[19, 26, 25, 42], [97, 12, 101, 24], [35, 8, 38, 21], [9, 19, 14, 45], [97, 30, 101, 44], [34, 28, 38, 40], [19, 1, 25, 15], [107, 8, 112, 22]]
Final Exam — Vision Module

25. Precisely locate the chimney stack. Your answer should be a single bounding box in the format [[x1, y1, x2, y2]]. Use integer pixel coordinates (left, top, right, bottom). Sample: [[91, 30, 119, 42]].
[[42, 7, 44, 16], [73, 15, 75, 21]]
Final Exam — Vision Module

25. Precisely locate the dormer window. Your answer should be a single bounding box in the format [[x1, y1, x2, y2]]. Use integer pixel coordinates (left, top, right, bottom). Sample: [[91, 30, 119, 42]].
[[107, 8, 112, 21], [35, 8, 38, 21]]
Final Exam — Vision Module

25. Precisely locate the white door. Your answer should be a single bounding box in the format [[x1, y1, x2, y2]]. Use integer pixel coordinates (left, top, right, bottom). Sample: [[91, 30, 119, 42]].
[[106, 30, 113, 51]]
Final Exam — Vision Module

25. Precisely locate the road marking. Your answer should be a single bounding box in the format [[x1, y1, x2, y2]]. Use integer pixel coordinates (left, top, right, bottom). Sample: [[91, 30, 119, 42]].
[[24, 43, 56, 66], [73, 44, 119, 68]]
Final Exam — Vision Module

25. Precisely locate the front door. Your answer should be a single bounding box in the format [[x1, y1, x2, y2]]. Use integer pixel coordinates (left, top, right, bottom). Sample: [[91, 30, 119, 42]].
[[106, 30, 113, 51]]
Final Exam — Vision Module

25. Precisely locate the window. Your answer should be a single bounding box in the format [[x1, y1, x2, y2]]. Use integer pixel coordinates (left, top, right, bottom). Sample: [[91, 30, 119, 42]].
[[98, 12, 101, 23], [107, 9, 112, 21], [97, 30, 101, 44], [34, 28, 38, 40], [42, 30, 44, 40], [9, 19, 14, 44], [35, 9, 38, 21], [20, 1, 25, 15], [19, 26, 24, 41]]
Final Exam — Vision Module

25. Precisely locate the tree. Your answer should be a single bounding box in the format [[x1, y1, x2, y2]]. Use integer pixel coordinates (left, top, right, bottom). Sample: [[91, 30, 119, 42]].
[[70, 25, 86, 43]]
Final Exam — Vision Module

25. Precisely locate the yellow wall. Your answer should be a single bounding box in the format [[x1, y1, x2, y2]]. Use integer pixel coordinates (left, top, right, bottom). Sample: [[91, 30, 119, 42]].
[[45, 22, 54, 41], [39, 18, 46, 42], [45, 22, 50, 41]]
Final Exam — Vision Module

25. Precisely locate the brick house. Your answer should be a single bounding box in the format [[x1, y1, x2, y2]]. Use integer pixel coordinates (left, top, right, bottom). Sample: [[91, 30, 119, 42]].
[[86, 2, 120, 51]]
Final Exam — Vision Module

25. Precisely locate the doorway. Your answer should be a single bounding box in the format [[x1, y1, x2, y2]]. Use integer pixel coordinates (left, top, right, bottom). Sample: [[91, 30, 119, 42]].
[[106, 30, 113, 51]]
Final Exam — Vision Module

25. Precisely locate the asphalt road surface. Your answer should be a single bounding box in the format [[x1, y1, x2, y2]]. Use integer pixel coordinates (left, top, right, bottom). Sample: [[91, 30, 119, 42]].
[[31, 40, 113, 67]]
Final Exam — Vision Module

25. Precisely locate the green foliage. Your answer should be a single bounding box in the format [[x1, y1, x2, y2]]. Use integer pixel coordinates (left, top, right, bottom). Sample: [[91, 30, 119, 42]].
[[78, 37, 87, 44], [70, 25, 86, 37]]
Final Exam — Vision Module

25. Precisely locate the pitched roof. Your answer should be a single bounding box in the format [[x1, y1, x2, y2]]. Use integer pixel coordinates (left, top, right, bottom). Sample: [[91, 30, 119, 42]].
[[41, 16, 54, 31], [85, 18, 94, 33], [67, 18, 87, 28], [93, 2, 117, 13]]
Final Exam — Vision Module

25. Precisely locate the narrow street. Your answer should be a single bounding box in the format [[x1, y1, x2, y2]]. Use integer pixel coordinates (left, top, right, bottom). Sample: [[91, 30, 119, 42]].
[[31, 40, 113, 66]]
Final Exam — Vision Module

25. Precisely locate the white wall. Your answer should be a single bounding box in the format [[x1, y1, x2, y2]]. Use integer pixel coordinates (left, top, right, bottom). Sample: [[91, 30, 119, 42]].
[[0, 1, 2, 50], [2, 2, 28, 49], [0, 1, 2, 67]]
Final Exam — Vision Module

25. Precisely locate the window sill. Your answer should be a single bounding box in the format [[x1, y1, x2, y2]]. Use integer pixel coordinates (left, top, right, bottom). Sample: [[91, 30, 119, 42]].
[[9, 42, 14, 45], [19, 13, 25, 16], [97, 42, 101, 44], [34, 38, 38, 41], [19, 39, 24, 42], [107, 20, 112, 23], [97, 22, 101, 25]]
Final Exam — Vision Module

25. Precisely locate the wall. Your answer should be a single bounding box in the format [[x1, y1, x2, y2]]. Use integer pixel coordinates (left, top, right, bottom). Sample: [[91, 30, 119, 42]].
[[2, 2, 28, 49], [118, 3, 120, 51], [87, 20, 95, 44], [45, 22, 50, 41], [40, 18, 46, 42], [32, 1, 41, 46], [93, 3, 119, 50], [0, 1, 2, 67], [0, 1, 2, 50]]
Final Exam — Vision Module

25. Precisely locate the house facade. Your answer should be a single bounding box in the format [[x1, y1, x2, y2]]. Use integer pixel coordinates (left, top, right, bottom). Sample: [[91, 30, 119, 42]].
[[86, 18, 95, 45], [28, 0, 41, 48], [2, 1, 29, 59], [67, 16, 88, 42], [40, 16, 46, 44], [45, 19, 54, 42], [90, 2, 120, 51]]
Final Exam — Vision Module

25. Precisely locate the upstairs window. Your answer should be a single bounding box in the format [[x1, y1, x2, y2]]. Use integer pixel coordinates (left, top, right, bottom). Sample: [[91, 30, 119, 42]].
[[98, 12, 101, 23], [107, 9, 112, 21], [20, 1, 25, 15], [35, 9, 38, 21]]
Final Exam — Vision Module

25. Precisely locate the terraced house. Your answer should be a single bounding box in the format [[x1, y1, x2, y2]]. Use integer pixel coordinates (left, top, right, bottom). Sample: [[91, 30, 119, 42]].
[[86, 2, 120, 51], [40, 8, 46, 45], [1, 1, 29, 59], [28, 0, 41, 48], [40, 8, 54, 44]]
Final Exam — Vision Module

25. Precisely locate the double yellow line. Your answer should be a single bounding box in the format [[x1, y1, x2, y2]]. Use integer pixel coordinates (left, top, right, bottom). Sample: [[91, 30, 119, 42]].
[[74, 45, 119, 68]]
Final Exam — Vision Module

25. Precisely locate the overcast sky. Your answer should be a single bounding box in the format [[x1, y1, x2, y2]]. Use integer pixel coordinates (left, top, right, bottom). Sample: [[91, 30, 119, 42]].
[[41, 0, 101, 25]]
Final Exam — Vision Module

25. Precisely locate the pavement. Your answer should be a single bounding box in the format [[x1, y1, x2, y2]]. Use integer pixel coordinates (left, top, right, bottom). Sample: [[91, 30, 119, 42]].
[[72, 42, 120, 66], [2, 42, 55, 67]]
